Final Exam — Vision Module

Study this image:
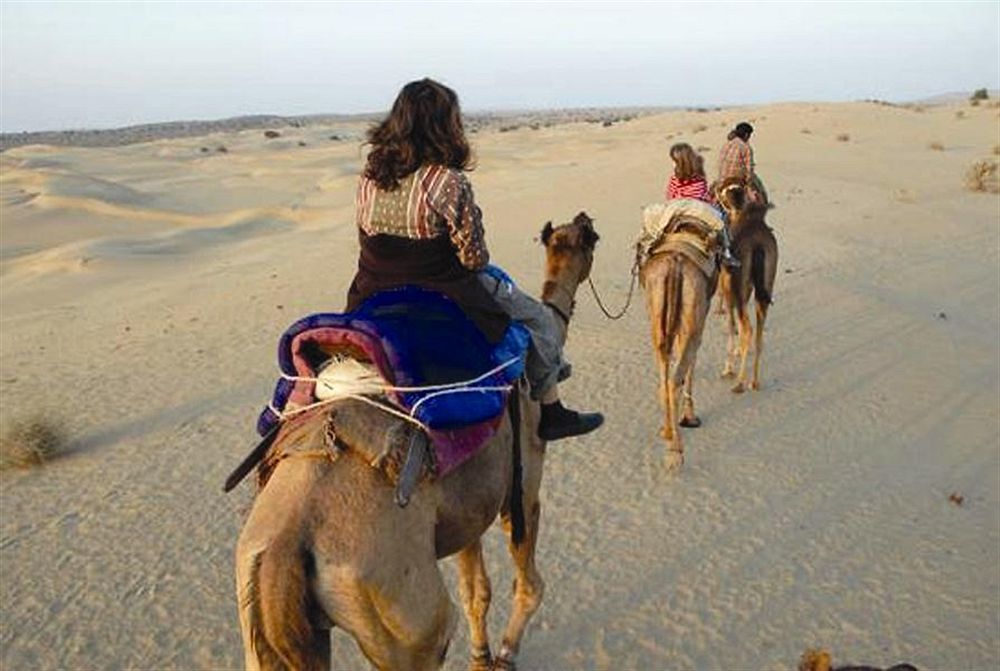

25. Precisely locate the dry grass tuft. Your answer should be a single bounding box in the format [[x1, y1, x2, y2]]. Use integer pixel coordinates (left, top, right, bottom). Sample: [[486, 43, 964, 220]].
[[835, 133, 850, 142], [965, 160, 1000, 193], [928, 141, 945, 151], [0, 413, 69, 470]]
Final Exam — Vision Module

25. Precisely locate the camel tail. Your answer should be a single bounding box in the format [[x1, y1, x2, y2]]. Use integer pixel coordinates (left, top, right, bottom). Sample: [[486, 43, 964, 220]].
[[751, 246, 771, 305], [256, 528, 326, 671], [662, 259, 684, 357]]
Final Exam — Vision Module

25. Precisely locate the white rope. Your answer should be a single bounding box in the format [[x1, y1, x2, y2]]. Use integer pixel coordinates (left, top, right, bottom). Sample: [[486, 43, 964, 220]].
[[268, 356, 521, 429], [266, 393, 430, 432], [280, 356, 520, 393], [408, 385, 513, 417]]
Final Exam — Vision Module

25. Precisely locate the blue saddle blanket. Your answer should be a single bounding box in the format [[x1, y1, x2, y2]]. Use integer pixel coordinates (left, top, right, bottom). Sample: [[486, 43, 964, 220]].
[[259, 277, 530, 437]]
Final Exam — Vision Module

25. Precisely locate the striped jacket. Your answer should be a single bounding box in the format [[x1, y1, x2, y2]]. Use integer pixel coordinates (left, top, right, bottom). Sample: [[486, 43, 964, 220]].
[[355, 164, 489, 271], [666, 175, 709, 201]]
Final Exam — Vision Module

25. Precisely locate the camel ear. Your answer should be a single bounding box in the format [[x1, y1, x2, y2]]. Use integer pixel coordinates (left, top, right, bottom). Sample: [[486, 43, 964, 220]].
[[573, 211, 599, 249], [540, 221, 554, 246], [581, 221, 600, 249]]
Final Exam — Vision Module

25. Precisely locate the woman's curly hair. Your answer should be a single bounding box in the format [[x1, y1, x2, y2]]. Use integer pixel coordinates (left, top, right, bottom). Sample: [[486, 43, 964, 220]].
[[364, 78, 473, 190]]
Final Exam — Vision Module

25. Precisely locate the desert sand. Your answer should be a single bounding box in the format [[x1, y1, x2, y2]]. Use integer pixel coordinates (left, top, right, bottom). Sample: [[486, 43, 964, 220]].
[[1, 101, 998, 670]]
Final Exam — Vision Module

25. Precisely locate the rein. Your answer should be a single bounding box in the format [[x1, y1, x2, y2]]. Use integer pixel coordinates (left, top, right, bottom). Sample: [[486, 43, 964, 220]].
[[588, 256, 640, 321]]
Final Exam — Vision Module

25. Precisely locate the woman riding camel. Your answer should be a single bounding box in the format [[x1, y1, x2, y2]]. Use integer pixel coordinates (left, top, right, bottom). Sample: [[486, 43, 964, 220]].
[[666, 142, 740, 268], [716, 122, 769, 205], [346, 77, 603, 441]]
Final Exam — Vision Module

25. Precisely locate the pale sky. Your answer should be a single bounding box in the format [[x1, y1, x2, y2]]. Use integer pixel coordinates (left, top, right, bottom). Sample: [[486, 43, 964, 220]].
[[1, 1, 998, 132]]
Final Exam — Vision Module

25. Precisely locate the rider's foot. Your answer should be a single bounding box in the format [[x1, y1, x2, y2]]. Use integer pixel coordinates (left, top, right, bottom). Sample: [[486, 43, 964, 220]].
[[538, 401, 604, 441], [722, 250, 741, 269]]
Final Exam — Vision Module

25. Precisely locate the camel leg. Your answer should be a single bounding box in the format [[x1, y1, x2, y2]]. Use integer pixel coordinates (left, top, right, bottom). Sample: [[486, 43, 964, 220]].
[[456, 539, 493, 671], [495, 406, 546, 671], [750, 301, 769, 390], [644, 272, 672, 440], [721, 302, 738, 379], [714, 271, 729, 315], [679, 347, 701, 428], [731, 306, 753, 394], [342, 562, 456, 671], [658, 350, 673, 441], [666, 323, 704, 471]]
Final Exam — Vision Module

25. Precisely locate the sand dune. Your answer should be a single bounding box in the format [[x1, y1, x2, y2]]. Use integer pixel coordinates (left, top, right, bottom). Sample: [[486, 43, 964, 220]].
[[1, 101, 997, 670]]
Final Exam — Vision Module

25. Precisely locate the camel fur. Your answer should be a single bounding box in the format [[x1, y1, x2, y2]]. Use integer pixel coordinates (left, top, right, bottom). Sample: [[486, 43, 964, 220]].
[[715, 176, 779, 393], [234, 213, 600, 671], [640, 209, 721, 472]]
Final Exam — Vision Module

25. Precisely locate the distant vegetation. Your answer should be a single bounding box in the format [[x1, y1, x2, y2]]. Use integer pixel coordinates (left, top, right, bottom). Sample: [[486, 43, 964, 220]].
[[965, 160, 999, 194], [970, 88, 989, 101]]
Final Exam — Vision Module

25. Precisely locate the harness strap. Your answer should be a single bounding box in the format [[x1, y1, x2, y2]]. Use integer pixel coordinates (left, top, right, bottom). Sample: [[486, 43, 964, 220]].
[[508, 382, 525, 546]]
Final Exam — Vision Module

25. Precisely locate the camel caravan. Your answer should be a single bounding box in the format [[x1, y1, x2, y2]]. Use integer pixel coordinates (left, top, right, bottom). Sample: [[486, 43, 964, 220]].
[[224, 80, 779, 670]]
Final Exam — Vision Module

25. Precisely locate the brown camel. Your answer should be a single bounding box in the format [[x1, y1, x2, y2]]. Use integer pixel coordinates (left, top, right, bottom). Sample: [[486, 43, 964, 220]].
[[234, 213, 599, 671], [715, 176, 778, 392], [640, 210, 721, 472]]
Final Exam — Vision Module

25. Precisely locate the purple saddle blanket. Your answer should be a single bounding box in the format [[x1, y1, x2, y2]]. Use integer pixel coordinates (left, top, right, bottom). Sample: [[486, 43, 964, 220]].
[[258, 286, 529, 476]]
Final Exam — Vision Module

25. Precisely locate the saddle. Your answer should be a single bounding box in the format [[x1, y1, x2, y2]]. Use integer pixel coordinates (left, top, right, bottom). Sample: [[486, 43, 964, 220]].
[[638, 200, 724, 277], [225, 284, 530, 503]]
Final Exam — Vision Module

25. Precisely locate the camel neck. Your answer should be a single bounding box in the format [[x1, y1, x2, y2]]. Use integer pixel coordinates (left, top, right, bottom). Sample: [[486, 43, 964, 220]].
[[541, 278, 577, 343]]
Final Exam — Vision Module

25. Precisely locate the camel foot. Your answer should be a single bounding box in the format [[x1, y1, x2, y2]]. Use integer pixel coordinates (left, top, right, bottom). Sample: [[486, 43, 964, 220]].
[[664, 450, 684, 474], [491, 654, 516, 671], [659, 425, 674, 440], [469, 646, 493, 671], [731, 382, 746, 394], [750, 381, 761, 391], [679, 416, 702, 428], [720, 370, 735, 379]]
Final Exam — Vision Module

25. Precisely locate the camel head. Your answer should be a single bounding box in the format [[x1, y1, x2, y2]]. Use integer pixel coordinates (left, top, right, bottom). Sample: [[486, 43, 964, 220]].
[[714, 176, 749, 216], [540, 211, 600, 285]]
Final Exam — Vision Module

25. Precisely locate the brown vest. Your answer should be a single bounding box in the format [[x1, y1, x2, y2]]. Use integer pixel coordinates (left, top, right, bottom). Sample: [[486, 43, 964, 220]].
[[345, 232, 511, 344]]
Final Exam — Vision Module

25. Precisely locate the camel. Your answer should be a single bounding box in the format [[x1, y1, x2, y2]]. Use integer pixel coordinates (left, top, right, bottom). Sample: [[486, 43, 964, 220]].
[[715, 176, 778, 393], [233, 213, 600, 671], [640, 209, 721, 472]]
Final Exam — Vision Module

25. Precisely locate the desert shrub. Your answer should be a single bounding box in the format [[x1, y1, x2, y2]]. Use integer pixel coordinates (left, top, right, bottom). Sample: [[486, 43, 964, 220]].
[[200, 146, 210, 153], [0, 414, 69, 470], [800, 128, 812, 134], [298, 141, 307, 147], [697, 145, 711, 153], [965, 160, 999, 193], [928, 141, 945, 151], [993, 145, 1000, 156], [970, 88, 989, 101], [836, 133, 850, 142], [692, 124, 708, 133], [955, 110, 966, 120], [970, 99, 981, 107], [264, 130, 281, 139], [216, 146, 228, 153]]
